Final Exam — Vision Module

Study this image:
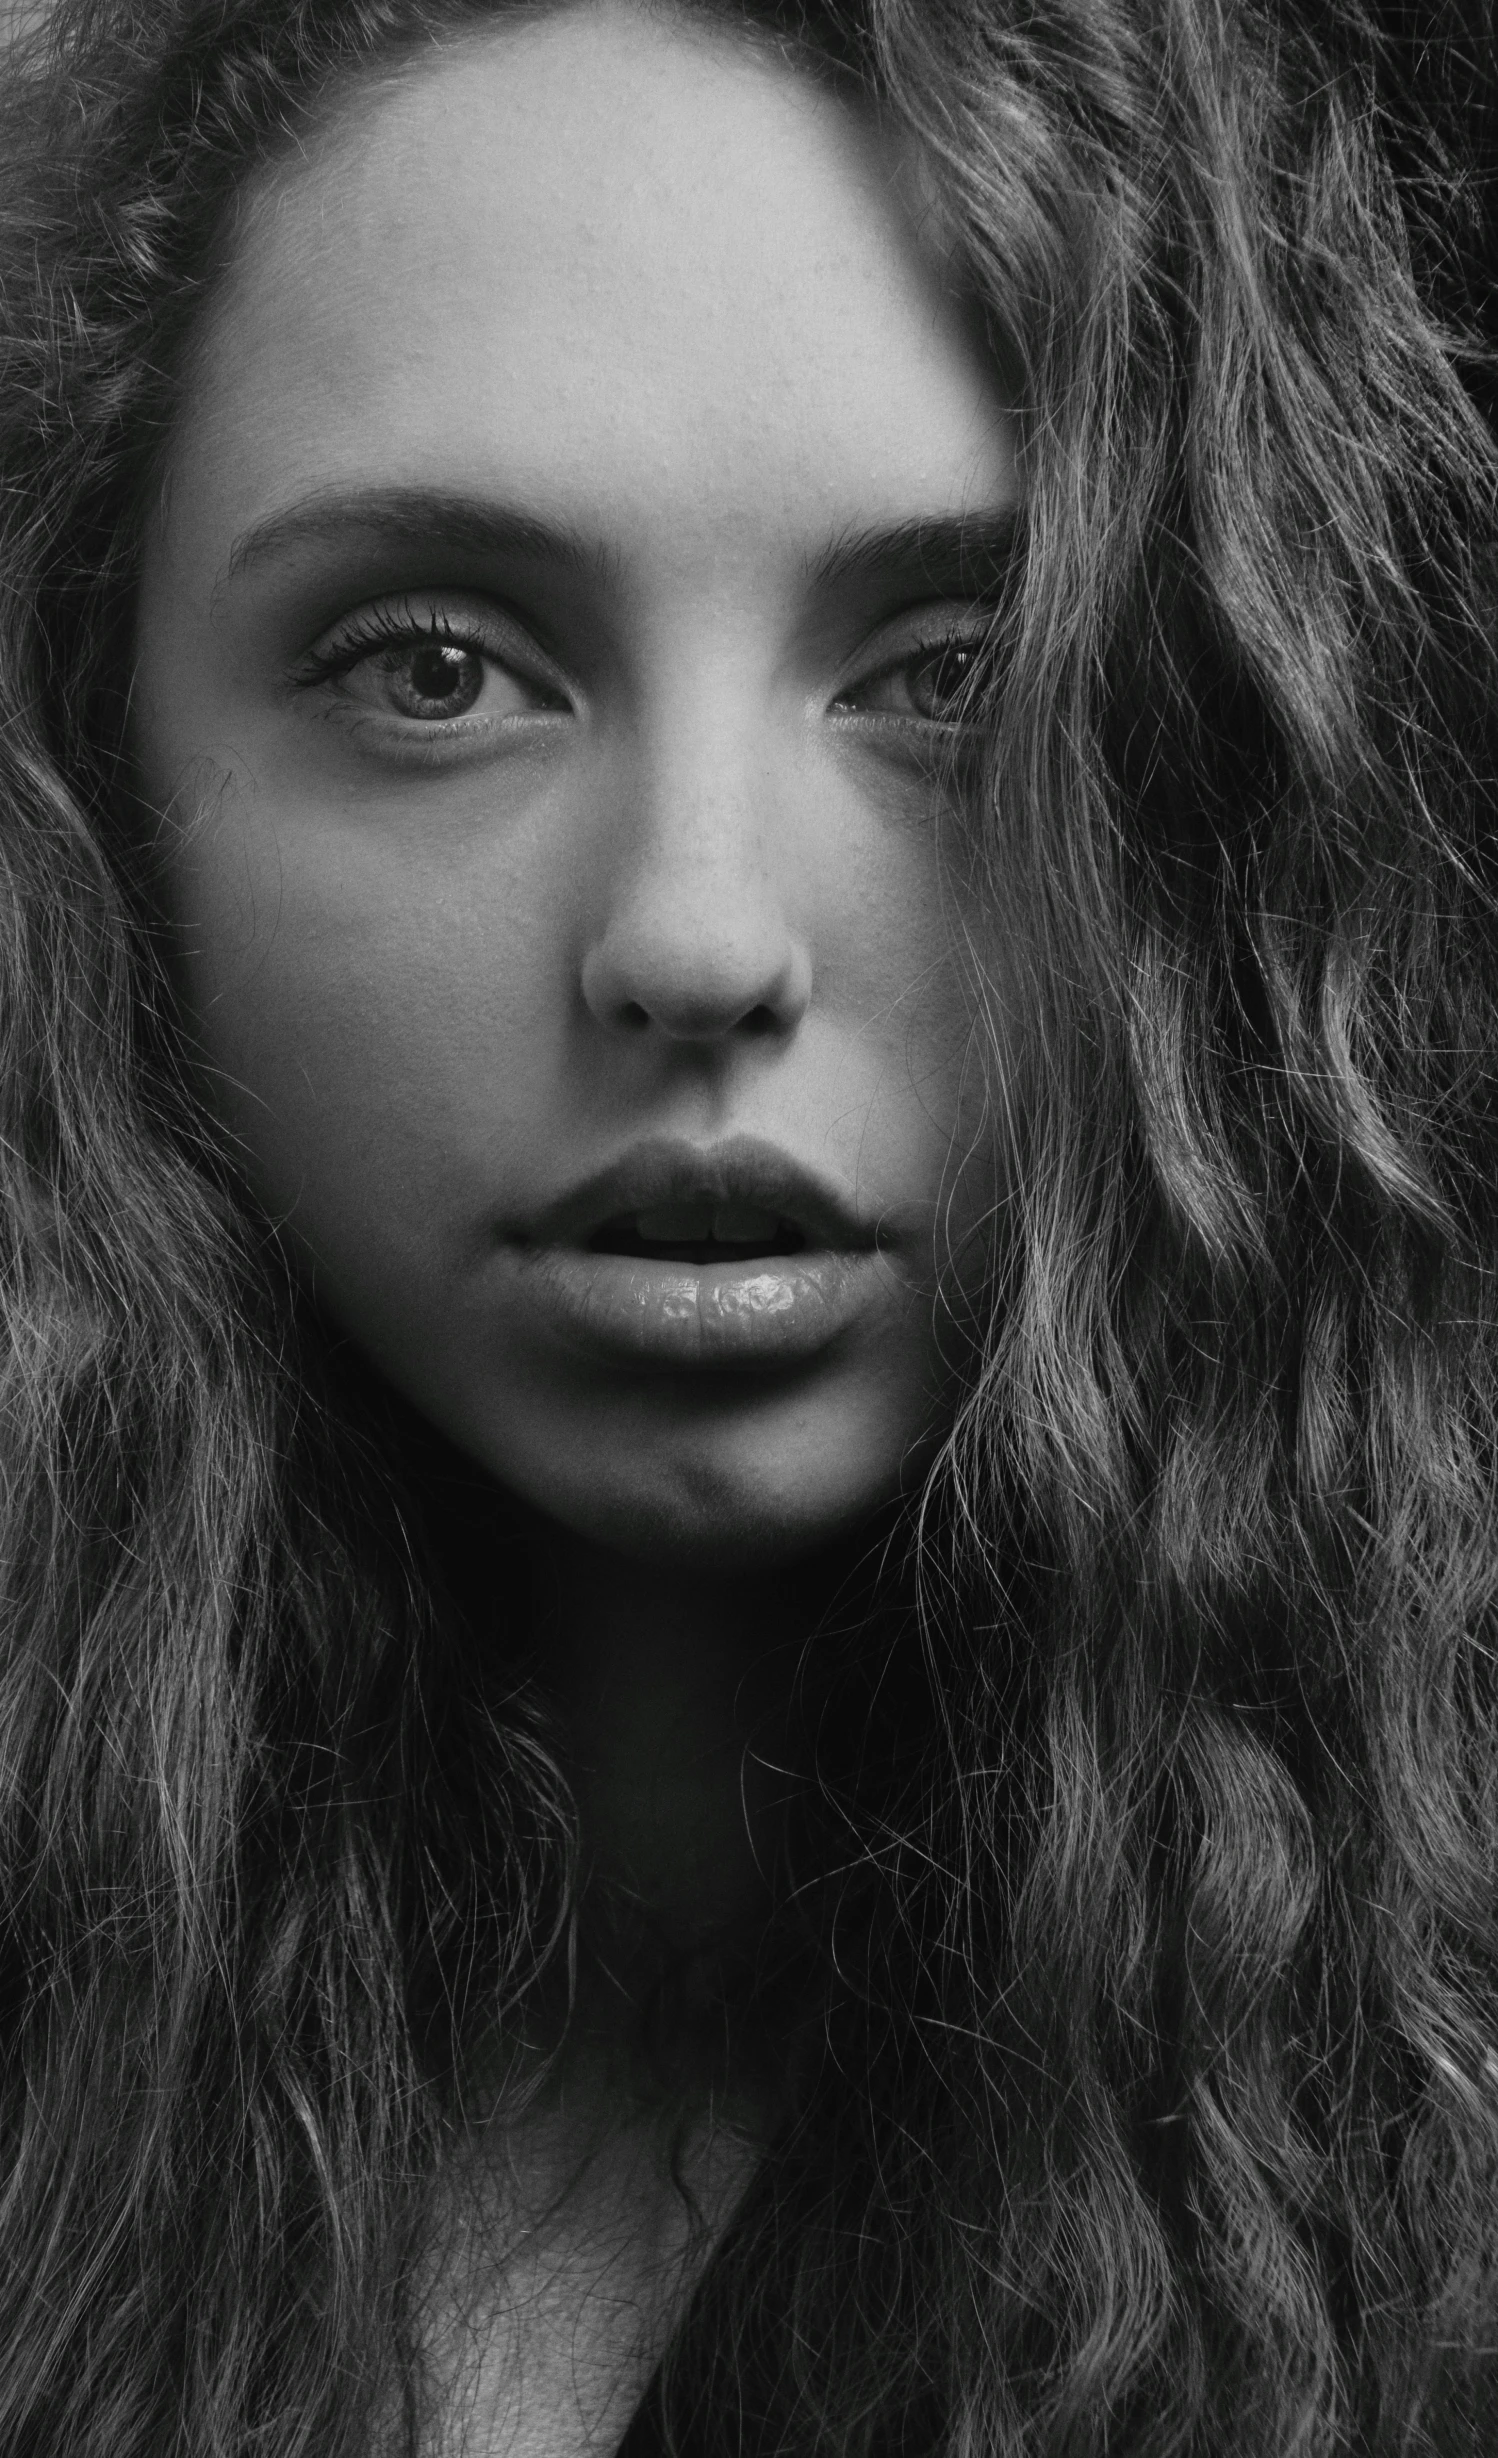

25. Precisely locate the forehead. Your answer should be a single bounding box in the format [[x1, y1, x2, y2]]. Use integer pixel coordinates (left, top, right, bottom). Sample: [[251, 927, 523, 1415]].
[[159, 0, 1014, 590]]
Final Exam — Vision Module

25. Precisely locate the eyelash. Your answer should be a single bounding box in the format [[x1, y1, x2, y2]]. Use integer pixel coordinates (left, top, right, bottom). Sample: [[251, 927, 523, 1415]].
[[292, 599, 524, 690]]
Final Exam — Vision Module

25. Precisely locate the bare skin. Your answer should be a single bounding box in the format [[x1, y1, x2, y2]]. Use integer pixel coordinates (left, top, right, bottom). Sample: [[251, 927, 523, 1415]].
[[131, 5, 1016, 2446], [415, 2053, 760, 2458]]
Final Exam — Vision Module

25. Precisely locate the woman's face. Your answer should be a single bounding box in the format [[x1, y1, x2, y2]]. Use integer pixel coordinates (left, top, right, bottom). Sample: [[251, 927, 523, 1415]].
[[132, 0, 1018, 1569]]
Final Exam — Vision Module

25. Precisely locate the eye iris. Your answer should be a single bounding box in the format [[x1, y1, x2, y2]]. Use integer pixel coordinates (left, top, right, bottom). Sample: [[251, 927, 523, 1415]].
[[391, 640, 483, 717], [910, 642, 978, 721]]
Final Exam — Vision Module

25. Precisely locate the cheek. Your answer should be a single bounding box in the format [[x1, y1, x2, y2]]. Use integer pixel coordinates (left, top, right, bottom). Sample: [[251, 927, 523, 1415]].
[[164, 781, 567, 1253], [830, 817, 995, 1216]]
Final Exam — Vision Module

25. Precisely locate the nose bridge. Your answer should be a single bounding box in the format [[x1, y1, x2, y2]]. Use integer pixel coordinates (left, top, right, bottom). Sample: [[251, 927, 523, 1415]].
[[581, 681, 811, 1041]]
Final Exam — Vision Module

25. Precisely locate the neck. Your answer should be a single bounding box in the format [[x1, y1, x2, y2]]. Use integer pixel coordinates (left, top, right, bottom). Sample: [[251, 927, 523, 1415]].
[[531, 1537, 816, 1963], [377, 1386, 909, 2102]]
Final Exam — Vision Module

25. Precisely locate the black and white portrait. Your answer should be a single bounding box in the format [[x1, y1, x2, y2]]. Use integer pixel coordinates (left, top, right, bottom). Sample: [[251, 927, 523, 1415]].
[[0, 2, 1496, 2452]]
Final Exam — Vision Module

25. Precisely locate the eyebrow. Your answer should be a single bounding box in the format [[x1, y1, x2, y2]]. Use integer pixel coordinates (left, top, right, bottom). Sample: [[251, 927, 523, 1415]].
[[220, 486, 1023, 598], [808, 509, 1023, 594], [221, 486, 606, 588]]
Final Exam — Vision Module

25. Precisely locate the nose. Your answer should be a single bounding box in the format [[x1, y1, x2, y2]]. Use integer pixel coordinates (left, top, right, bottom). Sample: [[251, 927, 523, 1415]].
[[579, 721, 813, 1043]]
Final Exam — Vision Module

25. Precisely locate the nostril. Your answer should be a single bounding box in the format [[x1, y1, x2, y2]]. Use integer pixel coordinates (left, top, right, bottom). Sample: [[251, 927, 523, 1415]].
[[582, 941, 812, 1042]]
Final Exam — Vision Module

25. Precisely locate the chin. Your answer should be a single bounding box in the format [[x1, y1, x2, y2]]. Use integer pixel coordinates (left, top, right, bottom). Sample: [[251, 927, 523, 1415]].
[[524, 1450, 907, 1575]]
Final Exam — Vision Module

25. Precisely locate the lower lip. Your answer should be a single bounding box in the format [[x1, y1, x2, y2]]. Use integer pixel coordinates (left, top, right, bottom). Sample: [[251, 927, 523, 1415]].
[[511, 1244, 881, 1368]]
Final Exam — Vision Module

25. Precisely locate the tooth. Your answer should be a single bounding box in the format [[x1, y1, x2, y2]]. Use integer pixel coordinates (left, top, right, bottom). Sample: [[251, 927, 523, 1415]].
[[711, 1203, 781, 1243], [634, 1202, 715, 1242]]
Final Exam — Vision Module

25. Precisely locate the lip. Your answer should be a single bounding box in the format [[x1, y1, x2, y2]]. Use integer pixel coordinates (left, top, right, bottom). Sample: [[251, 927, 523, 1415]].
[[516, 1133, 876, 1255], [502, 1134, 888, 1369]]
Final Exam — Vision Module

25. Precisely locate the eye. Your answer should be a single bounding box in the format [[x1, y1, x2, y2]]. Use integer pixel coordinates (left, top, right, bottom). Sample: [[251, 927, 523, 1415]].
[[832, 613, 993, 727], [293, 598, 572, 726]]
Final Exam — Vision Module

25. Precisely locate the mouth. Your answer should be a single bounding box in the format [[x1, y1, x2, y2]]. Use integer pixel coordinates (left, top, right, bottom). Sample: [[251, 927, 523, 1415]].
[[587, 1201, 808, 1267], [519, 1133, 875, 1263], [506, 1136, 884, 1368]]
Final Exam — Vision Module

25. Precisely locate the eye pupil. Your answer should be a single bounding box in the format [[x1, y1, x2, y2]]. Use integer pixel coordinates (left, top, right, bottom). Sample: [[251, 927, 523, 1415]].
[[411, 645, 462, 698], [399, 641, 482, 713], [911, 643, 978, 720]]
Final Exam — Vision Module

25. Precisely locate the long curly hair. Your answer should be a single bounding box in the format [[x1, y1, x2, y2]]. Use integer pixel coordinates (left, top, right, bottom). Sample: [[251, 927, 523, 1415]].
[[2, 0, 1497, 2450]]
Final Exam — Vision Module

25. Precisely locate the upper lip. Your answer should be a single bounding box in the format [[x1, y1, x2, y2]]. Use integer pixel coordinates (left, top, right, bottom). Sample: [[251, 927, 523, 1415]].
[[512, 1134, 878, 1253]]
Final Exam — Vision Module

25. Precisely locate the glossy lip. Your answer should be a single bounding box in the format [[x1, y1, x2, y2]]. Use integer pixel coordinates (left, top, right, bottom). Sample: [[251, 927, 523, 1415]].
[[502, 1134, 889, 1370]]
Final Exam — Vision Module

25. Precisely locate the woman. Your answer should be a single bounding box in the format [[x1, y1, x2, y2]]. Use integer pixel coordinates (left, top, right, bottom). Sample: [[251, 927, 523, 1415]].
[[1, 0, 1496, 2451]]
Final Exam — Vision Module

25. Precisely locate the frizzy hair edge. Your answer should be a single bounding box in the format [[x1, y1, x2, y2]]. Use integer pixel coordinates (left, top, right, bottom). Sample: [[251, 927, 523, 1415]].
[[1, 0, 1497, 2453]]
